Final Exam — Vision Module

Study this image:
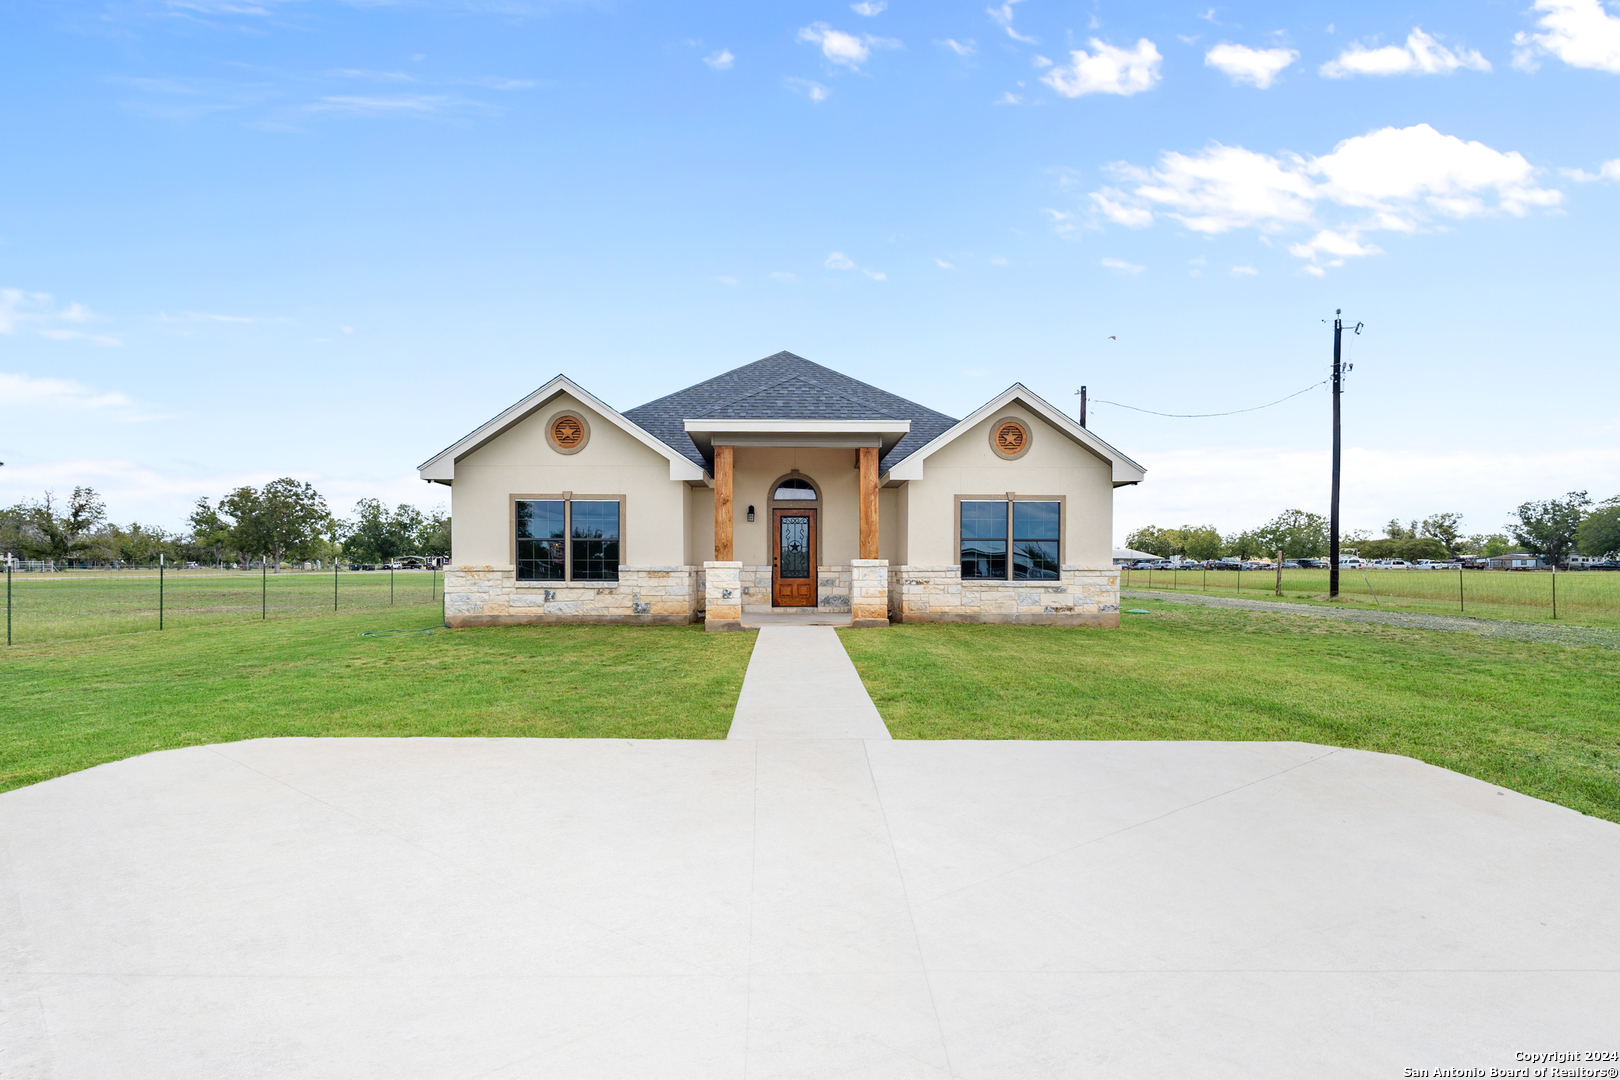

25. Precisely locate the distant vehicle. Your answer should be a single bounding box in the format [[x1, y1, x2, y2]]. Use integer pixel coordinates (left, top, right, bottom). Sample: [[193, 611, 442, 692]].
[[1587, 559, 1620, 571], [1413, 560, 1445, 570], [1371, 559, 1411, 570], [1337, 557, 1367, 569], [1281, 560, 1302, 569]]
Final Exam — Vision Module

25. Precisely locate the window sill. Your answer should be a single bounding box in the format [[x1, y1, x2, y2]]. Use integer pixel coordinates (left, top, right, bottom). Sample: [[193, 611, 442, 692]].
[[515, 580, 620, 590]]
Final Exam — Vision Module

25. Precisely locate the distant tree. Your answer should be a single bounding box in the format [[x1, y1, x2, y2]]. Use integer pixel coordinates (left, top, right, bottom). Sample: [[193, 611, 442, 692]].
[[1418, 512, 1465, 556], [1575, 497, 1620, 558], [188, 497, 232, 567], [1251, 509, 1329, 559], [1509, 491, 1590, 567], [220, 479, 331, 568], [15, 488, 106, 562], [1179, 524, 1223, 561], [1479, 534, 1513, 558], [340, 499, 429, 563], [1384, 518, 1419, 541], [416, 509, 451, 557], [1223, 530, 1262, 560], [1357, 536, 1449, 562], [1123, 525, 1177, 557]]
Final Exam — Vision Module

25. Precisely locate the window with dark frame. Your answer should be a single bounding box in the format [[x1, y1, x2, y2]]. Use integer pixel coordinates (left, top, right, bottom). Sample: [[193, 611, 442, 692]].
[[959, 499, 1060, 581], [570, 500, 620, 581], [1012, 501, 1061, 580], [515, 498, 620, 582], [516, 500, 565, 581], [959, 500, 1008, 580]]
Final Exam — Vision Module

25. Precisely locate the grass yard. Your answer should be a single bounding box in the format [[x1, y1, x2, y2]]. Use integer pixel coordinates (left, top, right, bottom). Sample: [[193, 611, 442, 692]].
[[2, 567, 443, 644], [0, 612, 755, 793], [7, 599, 1618, 824], [1119, 566, 1620, 628], [840, 599, 1620, 823]]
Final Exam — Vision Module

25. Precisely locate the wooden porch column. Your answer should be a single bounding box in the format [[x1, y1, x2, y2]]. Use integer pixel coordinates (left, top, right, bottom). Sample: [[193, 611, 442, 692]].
[[858, 446, 879, 560], [714, 444, 734, 561]]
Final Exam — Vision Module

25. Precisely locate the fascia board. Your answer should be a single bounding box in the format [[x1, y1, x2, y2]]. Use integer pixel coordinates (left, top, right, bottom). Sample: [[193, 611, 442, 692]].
[[682, 419, 911, 434], [884, 383, 1147, 485], [417, 375, 705, 483]]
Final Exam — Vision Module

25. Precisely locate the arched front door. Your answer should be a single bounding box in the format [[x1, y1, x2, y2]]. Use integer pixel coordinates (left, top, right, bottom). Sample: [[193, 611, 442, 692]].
[[772, 508, 817, 607]]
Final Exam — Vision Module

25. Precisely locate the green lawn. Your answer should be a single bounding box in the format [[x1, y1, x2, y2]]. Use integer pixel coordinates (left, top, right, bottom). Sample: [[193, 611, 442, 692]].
[[840, 600, 1620, 823], [0, 613, 755, 793], [7, 601, 1618, 825]]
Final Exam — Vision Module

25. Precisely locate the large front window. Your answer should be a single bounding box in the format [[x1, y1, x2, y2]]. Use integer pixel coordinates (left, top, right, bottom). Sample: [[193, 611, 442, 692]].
[[516, 499, 619, 581], [960, 499, 1060, 581]]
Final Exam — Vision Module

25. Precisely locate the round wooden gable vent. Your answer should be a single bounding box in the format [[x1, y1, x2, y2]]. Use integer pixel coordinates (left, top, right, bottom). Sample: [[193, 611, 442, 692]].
[[990, 418, 1031, 459], [546, 411, 590, 455]]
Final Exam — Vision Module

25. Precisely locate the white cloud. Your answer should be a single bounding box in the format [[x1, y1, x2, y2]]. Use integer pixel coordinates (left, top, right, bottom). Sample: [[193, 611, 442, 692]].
[[936, 258, 956, 269], [1514, 0, 1620, 72], [824, 252, 886, 279], [1032, 54, 1054, 68], [770, 271, 798, 282], [851, 1, 886, 15], [1083, 124, 1562, 270], [996, 91, 1024, 105], [0, 288, 122, 346], [939, 38, 977, 56], [1204, 43, 1298, 87], [1608, 159, 1620, 179], [704, 49, 734, 71], [785, 77, 831, 102], [155, 310, 258, 324], [1043, 208, 1082, 236], [797, 23, 900, 69], [988, 0, 1037, 44], [1042, 39, 1163, 96], [1321, 28, 1491, 77], [0, 372, 134, 412], [715, 276, 739, 286], [1101, 257, 1145, 274], [1229, 264, 1258, 275]]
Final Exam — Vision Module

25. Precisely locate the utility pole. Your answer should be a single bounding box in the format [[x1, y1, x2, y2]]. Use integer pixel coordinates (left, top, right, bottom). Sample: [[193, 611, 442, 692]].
[[1077, 386, 1088, 428], [1328, 310, 1361, 599]]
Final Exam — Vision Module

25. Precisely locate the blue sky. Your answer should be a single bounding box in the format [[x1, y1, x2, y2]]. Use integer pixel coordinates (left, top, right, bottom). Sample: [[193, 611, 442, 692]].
[[2, 0, 1617, 544]]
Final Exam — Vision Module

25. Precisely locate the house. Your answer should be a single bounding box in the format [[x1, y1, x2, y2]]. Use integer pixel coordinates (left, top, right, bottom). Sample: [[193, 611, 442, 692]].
[[418, 351, 1146, 630], [1487, 553, 1545, 570]]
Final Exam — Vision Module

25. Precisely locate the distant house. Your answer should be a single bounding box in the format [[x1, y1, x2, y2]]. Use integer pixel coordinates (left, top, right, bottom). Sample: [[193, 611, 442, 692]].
[[1487, 553, 1545, 570], [418, 351, 1147, 630]]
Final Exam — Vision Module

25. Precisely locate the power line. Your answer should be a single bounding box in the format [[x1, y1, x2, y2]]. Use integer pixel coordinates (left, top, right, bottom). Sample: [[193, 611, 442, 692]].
[[1089, 379, 1328, 419]]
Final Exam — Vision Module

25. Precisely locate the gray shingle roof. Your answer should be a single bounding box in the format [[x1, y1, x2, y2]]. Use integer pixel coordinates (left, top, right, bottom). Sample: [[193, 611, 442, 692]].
[[622, 352, 959, 473]]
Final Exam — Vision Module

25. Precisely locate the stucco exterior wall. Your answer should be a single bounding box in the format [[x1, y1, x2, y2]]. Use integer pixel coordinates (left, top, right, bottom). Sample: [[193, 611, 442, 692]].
[[449, 391, 687, 569], [898, 406, 1114, 569]]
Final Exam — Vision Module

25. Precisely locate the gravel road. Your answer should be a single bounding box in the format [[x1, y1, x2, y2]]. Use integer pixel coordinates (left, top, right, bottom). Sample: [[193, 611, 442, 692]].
[[1121, 589, 1620, 650]]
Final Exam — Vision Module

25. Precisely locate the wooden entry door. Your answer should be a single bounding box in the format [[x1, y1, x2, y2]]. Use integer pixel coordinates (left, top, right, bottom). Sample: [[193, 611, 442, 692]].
[[772, 509, 818, 607]]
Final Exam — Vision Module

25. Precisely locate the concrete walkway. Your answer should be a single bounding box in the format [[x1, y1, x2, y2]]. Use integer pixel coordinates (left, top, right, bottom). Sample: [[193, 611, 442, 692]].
[[3, 737, 1617, 1077], [727, 626, 891, 740]]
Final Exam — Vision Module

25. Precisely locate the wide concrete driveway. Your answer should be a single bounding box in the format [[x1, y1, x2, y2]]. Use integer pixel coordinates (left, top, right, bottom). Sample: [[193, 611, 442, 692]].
[[3, 732, 1618, 1078]]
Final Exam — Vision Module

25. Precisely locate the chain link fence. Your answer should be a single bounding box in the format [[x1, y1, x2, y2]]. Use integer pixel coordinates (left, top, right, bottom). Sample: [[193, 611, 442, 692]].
[[3, 565, 443, 645], [1120, 565, 1620, 628]]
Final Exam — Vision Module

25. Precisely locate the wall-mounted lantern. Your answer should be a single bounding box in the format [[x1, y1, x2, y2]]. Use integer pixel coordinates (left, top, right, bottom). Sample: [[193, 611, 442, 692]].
[[746, 505, 756, 522]]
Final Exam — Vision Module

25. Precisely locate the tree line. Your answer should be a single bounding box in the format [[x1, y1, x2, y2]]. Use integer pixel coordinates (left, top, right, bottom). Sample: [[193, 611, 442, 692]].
[[1127, 492, 1620, 565], [1, 481, 451, 569]]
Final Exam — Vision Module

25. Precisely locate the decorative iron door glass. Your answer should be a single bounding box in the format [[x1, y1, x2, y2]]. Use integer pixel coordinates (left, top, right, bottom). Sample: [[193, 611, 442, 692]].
[[516, 500, 565, 581], [772, 509, 817, 607]]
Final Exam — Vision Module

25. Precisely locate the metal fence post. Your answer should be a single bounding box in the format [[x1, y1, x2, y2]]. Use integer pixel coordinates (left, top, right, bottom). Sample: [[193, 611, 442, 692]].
[[390, 566, 395, 606], [1552, 567, 1557, 620], [334, 557, 339, 612], [6, 561, 11, 646], [159, 554, 165, 631], [262, 562, 267, 620], [1459, 566, 1464, 614]]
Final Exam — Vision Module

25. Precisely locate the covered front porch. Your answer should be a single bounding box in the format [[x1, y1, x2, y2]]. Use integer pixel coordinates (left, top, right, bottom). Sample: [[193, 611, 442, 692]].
[[688, 420, 905, 632]]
